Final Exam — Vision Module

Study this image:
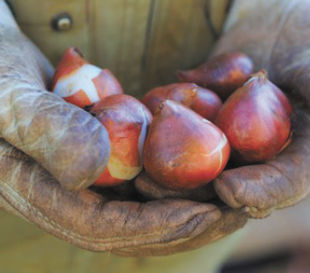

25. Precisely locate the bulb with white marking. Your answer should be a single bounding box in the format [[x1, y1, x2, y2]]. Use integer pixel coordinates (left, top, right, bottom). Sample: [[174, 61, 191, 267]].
[[90, 94, 152, 186], [51, 47, 123, 108], [143, 100, 230, 190]]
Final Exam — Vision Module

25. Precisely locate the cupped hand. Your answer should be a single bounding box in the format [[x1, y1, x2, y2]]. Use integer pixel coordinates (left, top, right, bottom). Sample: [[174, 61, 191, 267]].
[[0, 0, 247, 256], [212, 0, 310, 218]]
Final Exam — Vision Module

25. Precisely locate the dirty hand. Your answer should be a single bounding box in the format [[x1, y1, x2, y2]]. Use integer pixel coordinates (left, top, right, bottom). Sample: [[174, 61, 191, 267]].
[[212, 0, 310, 218], [0, 0, 246, 256]]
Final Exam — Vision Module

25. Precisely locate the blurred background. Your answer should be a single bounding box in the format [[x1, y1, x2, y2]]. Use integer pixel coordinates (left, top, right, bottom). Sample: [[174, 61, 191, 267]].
[[219, 196, 310, 273]]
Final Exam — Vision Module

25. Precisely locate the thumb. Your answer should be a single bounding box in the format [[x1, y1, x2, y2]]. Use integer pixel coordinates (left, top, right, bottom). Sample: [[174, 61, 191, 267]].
[[0, 4, 110, 190]]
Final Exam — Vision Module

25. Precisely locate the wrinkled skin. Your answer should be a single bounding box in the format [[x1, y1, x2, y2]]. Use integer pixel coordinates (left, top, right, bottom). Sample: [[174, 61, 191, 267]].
[[0, 15, 110, 191], [0, 0, 310, 256], [213, 0, 310, 218]]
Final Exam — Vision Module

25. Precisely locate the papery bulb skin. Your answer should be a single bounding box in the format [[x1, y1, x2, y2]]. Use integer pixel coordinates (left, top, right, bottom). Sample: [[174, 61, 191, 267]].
[[51, 47, 123, 108], [143, 100, 230, 190], [177, 52, 254, 100], [215, 70, 293, 163], [91, 94, 152, 186], [142, 83, 222, 122]]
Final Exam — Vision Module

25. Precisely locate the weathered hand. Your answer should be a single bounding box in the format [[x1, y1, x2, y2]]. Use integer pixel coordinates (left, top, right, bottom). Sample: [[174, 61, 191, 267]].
[[0, 1, 110, 191], [212, 0, 310, 218], [0, 0, 247, 256], [0, 140, 247, 256]]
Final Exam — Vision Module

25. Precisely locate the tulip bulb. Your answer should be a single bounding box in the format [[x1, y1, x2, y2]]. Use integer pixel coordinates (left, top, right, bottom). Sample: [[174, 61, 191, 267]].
[[177, 52, 254, 100], [91, 94, 152, 186], [215, 70, 293, 162], [51, 47, 123, 108], [143, 100, 230, 190], [142, 83, 222, 121]]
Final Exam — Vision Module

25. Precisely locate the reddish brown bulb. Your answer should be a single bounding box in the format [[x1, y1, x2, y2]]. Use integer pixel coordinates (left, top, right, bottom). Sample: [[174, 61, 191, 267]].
[[144, 100, 230, 190], [142, 83, 222, 121], [51, 47, 123, 108], [215, 70, 293, 163], [177, 52, 254, 100], [91, 94, 152, 186]]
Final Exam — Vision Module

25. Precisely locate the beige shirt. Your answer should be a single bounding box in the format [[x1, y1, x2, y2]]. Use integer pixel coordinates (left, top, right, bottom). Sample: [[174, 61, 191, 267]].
[[7, 0, 230, 96]]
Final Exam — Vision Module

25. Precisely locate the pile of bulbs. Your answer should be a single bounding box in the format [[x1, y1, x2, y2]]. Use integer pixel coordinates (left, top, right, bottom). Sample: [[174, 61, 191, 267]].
[[51, 48, 293, 191]]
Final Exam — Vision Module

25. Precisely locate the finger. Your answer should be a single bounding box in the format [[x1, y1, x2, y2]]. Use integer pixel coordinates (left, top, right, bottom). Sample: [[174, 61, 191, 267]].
[[0, 5, 110, 190], [135, 172, 216, 202], [214, 110, 310, 218], [0, 194, 28, 220], [112, 207, 247, 256], [0, 139, 222, 253]]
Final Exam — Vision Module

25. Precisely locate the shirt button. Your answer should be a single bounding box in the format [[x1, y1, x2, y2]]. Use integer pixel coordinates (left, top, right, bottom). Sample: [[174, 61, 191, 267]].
[[51, 12, 73, 31]]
